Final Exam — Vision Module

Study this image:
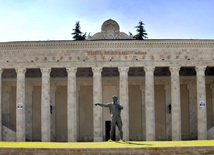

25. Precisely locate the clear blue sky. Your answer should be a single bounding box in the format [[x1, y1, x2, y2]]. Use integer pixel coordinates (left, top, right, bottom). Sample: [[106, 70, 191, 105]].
[[0, 0, 214, 42]]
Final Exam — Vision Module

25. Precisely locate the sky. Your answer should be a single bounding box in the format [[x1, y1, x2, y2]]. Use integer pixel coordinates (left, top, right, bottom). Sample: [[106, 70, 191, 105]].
[[0, 0, 214, 42]]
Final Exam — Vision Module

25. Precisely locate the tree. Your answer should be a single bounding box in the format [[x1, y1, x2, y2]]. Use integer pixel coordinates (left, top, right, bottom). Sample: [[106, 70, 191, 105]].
[[71, 21, 86, 40], [134, 21, 148, 40]]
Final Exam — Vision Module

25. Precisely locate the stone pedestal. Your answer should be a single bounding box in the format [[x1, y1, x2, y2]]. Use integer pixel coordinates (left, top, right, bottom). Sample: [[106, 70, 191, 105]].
[[0, 68, 2, 141], [16, 68, 26, 142], [92, 67, 103, 142], [144, 66, 155, 141], [196, 66, 207, 140], [118, 67, 129, 141], [170, 66, 181, 141], [67, 67, 77, 142], [41, 68, 51, 142]]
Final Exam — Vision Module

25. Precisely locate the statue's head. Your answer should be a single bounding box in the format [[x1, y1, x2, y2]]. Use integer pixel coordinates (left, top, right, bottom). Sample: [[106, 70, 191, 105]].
[[112, 95, 118, 102]]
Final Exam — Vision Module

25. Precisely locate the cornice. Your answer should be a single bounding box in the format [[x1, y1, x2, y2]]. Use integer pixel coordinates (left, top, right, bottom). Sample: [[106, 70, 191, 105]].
[[0, 39, 214, 50]]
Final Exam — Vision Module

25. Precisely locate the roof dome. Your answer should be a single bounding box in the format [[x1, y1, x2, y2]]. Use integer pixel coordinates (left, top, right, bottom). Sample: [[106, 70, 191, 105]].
[[88, 19, 132, 40], [101, 19, 120, 32]]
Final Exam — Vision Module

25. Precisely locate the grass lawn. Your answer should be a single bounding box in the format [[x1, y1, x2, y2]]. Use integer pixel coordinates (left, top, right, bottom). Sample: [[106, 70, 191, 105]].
[[0, 140, 214, 148]]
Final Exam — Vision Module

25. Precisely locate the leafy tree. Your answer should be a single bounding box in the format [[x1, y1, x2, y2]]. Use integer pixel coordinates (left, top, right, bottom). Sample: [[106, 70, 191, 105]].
[[134, 21, 148, 40], [71, 21, 86, 40]]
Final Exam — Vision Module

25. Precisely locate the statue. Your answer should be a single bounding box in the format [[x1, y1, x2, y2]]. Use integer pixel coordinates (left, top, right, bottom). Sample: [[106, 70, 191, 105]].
[[95, 95, 124, 141]]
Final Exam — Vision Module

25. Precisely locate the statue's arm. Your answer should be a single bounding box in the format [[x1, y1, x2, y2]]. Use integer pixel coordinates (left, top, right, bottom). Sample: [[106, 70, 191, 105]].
[[95, 103, 111, 107], [118, 103, 123, 109]]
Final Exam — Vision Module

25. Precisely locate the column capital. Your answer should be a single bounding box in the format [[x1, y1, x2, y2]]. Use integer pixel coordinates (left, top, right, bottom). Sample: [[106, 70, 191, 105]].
[[66, 67, 77, 76], [41, 68, 51, 75], [92, 67, 102, 73], [92, 67, 102, 77], [144, 66, 155, 72], [0, 67, 3, 74], [15, 68, 26, 74], [118, 67, 129, 73], [195, 66, 206, 74], [169, 66, 180, 73]]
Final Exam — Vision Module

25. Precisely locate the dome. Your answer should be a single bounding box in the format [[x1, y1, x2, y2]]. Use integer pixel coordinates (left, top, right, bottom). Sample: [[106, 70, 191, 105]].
[[101, 19, 120, 32]]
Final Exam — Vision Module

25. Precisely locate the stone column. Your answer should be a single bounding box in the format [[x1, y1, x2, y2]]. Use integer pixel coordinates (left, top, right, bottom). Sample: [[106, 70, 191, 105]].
[[118, 67, 129, 141], [0, 68, 2, 141], [140, 85, 146, 141], [25, 85, 33, 141], [196, 66, 207, 140], [164, 82, 172, 141], [41, 68, 51, 142], [16, 68, 26, 142], [144, 66, 155, 141], [67, 67, 77, 142], [92, 67, 103, 142], [170, 66, 181, 141]]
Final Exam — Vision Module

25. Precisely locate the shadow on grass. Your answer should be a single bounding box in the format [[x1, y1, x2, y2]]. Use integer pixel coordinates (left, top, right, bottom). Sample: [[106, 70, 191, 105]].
[[115, 141, 152, 146]]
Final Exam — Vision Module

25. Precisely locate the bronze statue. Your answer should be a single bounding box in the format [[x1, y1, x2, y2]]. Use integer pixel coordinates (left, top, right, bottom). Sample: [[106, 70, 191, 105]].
[[95, 95, 124, 141]]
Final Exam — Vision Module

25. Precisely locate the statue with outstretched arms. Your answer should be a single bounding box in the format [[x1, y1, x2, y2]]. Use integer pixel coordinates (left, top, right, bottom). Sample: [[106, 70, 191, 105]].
[[95, 95, 124, 141]]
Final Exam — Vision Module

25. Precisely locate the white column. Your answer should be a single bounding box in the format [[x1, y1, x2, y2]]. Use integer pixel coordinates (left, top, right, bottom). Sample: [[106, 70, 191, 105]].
[[170, 66, 181, 141], [67, 67, 77, 142], [118, 67, 129, 141], [41, 68, 51, 142], [92, 67, 103, 142], [16, 68, 26, 142], [196, 66, 207, 140], [0, 68, 2, 141], [144, 66, 155, 141]]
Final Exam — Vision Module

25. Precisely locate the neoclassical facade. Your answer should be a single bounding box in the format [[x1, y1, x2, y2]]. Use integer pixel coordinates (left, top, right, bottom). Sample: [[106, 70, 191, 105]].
[[0, 20, 214, 142]]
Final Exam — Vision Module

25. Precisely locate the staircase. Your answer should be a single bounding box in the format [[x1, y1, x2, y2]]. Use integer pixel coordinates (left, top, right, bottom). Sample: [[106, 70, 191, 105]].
[[2, 124, 16, 141]]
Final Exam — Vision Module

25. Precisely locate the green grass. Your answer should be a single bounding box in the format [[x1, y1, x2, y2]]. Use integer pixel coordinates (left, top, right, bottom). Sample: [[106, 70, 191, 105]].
[[0, 140, 214, 148]]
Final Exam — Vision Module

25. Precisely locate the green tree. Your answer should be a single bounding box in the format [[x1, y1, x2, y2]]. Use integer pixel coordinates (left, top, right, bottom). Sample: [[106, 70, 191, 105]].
[[134, 21, 148, 40], [71, 21, 86, 40]]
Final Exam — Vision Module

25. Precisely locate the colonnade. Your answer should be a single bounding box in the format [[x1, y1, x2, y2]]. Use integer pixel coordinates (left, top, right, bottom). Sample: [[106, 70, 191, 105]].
[[0, 66, 208, 142]]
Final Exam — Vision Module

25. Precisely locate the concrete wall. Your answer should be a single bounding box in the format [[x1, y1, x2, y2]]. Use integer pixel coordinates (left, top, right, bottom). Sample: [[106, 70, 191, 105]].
[[129, 85, 142, 141], [32, 86, 41, 141], [79, 85, 93, 141], [155, 85, 166, 141], [55, 86, 67, 142], [181, 84, 190, 140]]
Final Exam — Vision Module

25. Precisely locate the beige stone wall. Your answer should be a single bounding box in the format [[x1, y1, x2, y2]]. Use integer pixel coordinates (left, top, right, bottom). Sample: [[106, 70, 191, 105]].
[[180, 84, 190, 140], [79, 85, 93, 141], [32, 86, 41, 141], [155, 85, 166, 140], [129, 85, 142, 141], [55, 86, 67, 142]]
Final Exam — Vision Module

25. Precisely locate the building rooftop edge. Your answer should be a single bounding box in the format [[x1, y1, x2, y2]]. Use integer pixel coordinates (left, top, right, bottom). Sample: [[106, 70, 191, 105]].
[[1, 39, 214, 44]]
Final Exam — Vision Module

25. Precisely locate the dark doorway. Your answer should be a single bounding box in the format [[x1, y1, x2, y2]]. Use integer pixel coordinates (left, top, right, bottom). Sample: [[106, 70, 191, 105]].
[[105, 121, 115, 141]]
